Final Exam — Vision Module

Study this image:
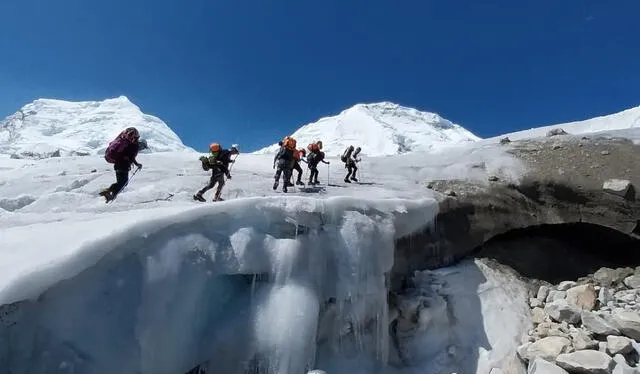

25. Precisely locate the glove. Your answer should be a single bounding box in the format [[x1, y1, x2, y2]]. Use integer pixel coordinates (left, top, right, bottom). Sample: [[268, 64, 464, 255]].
[[135, 163, 143, 169], [226, 173, 232, 179]]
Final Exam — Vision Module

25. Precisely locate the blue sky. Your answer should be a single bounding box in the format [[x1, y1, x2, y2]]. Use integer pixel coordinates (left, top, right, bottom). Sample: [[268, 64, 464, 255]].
[[1, 0, 639, 152]]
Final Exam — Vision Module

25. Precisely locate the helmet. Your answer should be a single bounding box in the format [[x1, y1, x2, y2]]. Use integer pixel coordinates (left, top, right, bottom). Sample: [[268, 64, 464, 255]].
[[209, 143, 221, 152], [122, 127, 140, 141]]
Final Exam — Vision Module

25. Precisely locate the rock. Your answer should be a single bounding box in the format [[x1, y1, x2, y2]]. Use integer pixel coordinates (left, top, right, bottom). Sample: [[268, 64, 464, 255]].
[[553, 144, 562, 150], [607, 336, 633, 356], [490, 368, 504, 374], [538, 286, 551, 301], [614, 290, 636, 303], [600, 288, 615, 306], [528, 357, 570, 374], [571, 329, 598, 351], [601, 150, 611, 155], [488, 175, 499, 182], [546, 299, 582, 325], [547, 291, 568, 303], [90, 169, 97, 173], [555, 350, 615, 374], [559, 281, 578, 292], [612, 355, 638, 374], [613, 311, 640, 340], [624, 276, 640, 289], [519, 336, 572, 362], [566, 284, 597, 311], [603, 179, 634, 200], [547, 128, 568, 137], [594, 268, 633, 287], [598, 342, 608, 353], [500, 137, 512, 144], [532, 307, 547, 325], [444, 190, 457, 197], [581, 311, 621, 336], [531, 298, 545, 308], [307, 371, 328, 374]]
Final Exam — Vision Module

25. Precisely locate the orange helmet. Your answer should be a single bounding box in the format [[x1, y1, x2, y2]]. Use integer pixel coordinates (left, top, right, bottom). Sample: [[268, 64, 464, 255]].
[[209, 143, 221, 152]]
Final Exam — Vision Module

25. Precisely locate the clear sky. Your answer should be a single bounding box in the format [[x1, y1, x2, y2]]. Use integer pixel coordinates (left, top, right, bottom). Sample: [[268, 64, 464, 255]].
[[1, 0, 639, 152]]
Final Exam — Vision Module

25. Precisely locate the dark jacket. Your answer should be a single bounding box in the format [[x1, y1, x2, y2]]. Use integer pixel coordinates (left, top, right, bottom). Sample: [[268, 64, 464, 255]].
[[273, 146, 294, 168], [114, 142, 140, 170]]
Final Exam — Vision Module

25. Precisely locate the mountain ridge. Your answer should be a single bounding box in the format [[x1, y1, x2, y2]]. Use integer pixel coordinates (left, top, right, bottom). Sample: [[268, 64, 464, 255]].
[[0, 96, 194, 159], [253, 101, 481, 156]]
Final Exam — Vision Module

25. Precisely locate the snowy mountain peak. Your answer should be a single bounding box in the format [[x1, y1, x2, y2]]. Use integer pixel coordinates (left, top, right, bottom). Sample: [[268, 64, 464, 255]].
[[0, 97, 194, 159], [253, 102, 480, 156]]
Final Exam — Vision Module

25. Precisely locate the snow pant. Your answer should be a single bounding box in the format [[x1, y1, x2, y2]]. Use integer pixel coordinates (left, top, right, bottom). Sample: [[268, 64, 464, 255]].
[[198, 173, 225, 199], [274, 160, 292, 191], [292, 161, 303, 183], [108, 168, 130, 195], [308, 164, 319, 184], [345, 160, 358, 180]]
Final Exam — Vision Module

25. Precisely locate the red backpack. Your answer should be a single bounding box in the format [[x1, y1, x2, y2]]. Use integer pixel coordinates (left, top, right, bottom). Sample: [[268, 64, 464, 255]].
[[105, 132, 133, 163]]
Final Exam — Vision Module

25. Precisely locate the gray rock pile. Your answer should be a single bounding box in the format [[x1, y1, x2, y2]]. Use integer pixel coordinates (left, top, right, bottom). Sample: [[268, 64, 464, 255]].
[[520, 267, 640, 373]]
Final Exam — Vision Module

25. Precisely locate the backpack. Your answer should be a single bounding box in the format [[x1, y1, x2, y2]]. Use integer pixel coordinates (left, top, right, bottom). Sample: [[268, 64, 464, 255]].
[[341, 146, 353, 163], [283, 136, 297, 150], [104, 133, 133, 163], [307, 143, 319, 152], [307, 151, 317, 164]]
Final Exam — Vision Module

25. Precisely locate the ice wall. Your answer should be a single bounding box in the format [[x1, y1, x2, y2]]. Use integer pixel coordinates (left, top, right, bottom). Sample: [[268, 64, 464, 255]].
[[0, 196, 438, 374]]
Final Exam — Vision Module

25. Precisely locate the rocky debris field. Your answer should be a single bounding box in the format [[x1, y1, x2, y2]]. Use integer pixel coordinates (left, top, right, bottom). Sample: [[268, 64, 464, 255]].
[[519, 266, 640, 373]]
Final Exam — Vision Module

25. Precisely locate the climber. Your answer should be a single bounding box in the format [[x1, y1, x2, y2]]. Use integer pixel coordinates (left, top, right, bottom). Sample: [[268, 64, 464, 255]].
[[341, 145, 361, 183], [99, 127, 143, 202], [193, 143, 237, 202], [273, 136, 296, 192], [306, 142, 330, 185], [289, 147, 307, 186]]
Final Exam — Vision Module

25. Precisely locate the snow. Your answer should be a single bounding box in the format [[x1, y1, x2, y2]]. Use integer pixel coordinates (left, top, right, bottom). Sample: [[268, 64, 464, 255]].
[[490, 104, 640, 142], [0, 96, 195, 159], [1, 101, 637, 373], [253, 102, 481, 156], [0, 137, 533, 374]]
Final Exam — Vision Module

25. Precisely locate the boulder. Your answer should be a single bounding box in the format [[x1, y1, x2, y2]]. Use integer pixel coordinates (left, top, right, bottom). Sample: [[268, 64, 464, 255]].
[[531, 298, 545, 308], [571, 329, 598, 351], [623, 275, 640, 289], [594, 268, 634, 288], [599, 288, 615, 306], [613, 311, 640, 340], [547, 291, 568, 303], [581, 311, 621, 336], [606, 336, 633, 356], [518, 336, 572, 362], [538, 286, 551, 301], [602, 179, 634, 200], [528, 357, 569, 374], [546, 299, 582, 324], [612, 355, 638, 374], [547, 128, 569, 137], [532, 307, 547, 325], [559, 281, 578, 292], [555, 350, 615, 374], [566, 284, 598, 311]]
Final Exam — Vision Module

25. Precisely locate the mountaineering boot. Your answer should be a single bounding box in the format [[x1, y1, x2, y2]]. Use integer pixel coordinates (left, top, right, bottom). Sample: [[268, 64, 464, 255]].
[[314, 179, 320, 185], [350, 177, 358, 182], [296, 179, 304, 186], [213, 191, 223, 202], [273, 181, 279, 190], [193, 193, 206, 202], [344, 177, 351, 183], [283, 185, 288, 193], [99, 188, 113, 201], [285, 181, 294, 187]]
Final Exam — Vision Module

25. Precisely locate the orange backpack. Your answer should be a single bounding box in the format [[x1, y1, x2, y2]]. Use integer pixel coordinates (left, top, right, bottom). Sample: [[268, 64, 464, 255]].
[[283, 136, 296, 150]]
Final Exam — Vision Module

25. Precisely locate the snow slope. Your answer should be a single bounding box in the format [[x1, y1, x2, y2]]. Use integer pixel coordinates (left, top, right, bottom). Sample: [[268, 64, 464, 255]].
[[0, 139, 532, 374], [253, 102, 481, 156], [491, 104, 640, 142], [0, 96, 195, 159]]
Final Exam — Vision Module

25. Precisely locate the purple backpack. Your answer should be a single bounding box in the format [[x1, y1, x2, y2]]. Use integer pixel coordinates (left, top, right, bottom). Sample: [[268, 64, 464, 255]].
[[104, 135, 131, 163]]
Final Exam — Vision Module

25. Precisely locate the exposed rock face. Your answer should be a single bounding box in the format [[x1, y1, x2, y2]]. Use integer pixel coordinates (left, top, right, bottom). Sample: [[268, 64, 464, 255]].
[[392, 135, 640, 288], [555, 350, 615, 374]]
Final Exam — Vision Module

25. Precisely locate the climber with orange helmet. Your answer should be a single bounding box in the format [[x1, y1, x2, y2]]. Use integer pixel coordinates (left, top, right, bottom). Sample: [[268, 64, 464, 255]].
[[194, 142, 237, 202]]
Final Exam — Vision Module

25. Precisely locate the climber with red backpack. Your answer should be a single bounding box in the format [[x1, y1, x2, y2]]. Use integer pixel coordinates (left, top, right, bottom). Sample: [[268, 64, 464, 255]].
[[289, 148, 307, 186], [273, 136, 296, 192], [306, 141, 329, 185], [99, 127, 143, 202]]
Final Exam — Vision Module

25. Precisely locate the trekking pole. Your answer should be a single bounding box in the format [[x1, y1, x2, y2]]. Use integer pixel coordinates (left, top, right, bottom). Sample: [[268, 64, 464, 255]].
[[108, 166, 141, 204], [327, 163, 330, 186]]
